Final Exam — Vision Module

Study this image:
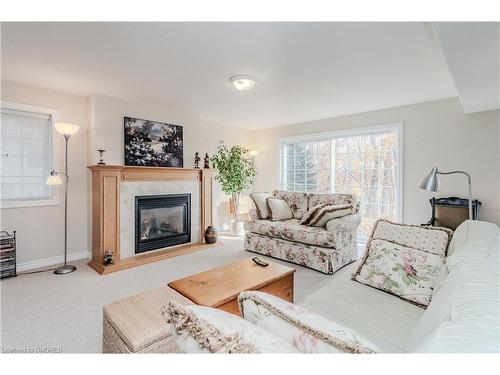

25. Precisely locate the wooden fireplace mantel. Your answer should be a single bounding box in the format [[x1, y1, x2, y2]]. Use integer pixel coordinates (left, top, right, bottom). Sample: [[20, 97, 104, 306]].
[[87, 165, 217, 275]]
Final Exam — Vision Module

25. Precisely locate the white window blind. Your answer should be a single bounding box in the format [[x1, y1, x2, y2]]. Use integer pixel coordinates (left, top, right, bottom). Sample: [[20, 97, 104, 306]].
[[1, 108, 53, 205], [280, 125, 402, 238]]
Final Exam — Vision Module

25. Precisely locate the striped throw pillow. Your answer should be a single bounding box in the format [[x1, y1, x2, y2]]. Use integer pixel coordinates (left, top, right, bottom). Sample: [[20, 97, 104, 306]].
[[308, 204, 354, 227], [300, 203, 328, 225]]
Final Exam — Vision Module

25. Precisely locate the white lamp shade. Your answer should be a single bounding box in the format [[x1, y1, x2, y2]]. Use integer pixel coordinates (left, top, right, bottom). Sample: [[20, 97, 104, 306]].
[[46, 175, 63, 185], [55, 123, 80, 136]]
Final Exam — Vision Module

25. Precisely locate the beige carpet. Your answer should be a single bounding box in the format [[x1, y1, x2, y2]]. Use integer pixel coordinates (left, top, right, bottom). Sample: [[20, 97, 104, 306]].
[[0, 238, 333, 353]]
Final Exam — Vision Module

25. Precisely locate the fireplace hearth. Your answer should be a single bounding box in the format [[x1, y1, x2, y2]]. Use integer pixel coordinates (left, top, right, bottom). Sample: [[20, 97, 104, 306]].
[[135, 194, 191, 254]]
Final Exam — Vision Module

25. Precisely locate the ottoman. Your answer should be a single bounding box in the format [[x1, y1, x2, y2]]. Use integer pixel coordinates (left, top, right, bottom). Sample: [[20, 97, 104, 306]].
[[103, 286, 193, 353]]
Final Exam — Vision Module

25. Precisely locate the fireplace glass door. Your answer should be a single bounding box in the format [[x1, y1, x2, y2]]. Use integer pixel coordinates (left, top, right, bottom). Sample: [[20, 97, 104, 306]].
[[135, 194, 191, 253]]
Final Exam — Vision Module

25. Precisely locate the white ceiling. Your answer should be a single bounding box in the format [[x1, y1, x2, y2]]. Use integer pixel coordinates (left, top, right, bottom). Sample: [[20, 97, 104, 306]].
[[432, 22, 500, 114], [1, 22, 459, 129]]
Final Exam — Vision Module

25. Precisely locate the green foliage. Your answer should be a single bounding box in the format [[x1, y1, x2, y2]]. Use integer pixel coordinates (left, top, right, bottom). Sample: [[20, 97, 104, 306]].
[[210, 142, 256, 197]]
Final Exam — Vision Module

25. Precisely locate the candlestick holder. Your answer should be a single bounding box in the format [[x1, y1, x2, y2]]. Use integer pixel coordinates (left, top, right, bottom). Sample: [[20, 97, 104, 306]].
[[97, 149, 106, 165]]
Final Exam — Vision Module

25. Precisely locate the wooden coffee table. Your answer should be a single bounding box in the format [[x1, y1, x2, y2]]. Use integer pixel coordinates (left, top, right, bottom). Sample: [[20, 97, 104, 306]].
[[168, 257, 295, 316]]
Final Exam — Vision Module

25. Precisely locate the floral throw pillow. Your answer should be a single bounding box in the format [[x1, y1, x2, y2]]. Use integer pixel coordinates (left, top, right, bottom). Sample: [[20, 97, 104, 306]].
[[352, 239, 445, 307], [238, 291, 379, 353], [272, 190, 308, 219]]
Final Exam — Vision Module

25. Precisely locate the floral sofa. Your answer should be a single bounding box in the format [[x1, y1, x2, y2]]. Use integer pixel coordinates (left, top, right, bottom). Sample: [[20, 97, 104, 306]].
[[244, 190, 360, 274]]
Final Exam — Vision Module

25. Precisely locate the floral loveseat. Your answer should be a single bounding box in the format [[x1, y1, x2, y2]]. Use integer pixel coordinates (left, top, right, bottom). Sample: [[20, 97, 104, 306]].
[[244, 190, 360, 274]]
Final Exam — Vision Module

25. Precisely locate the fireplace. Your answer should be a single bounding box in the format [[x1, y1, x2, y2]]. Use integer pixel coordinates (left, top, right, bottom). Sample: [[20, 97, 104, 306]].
[[135, 194, 191, 254]]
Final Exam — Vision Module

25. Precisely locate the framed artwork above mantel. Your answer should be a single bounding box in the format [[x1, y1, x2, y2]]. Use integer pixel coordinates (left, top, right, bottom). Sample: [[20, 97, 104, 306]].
[[124, 116, 184, 167]]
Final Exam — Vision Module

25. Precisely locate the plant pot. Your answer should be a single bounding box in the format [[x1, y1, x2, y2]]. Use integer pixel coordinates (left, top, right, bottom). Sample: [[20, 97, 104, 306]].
[[230, 219, 245, 236]]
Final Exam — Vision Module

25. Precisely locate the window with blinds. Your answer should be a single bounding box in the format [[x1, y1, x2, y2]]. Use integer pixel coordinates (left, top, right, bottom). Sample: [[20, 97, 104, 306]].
[[1, 107, 54, 207], [280, 124, 402, 238]]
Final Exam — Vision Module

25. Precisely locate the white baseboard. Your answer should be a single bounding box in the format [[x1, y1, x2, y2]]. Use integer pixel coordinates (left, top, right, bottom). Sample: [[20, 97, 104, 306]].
[[16, 251, 91, 272]]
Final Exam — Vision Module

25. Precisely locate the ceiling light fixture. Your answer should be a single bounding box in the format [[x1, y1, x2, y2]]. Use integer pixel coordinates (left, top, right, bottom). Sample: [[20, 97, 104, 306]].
[[229, 74, 257, 91]]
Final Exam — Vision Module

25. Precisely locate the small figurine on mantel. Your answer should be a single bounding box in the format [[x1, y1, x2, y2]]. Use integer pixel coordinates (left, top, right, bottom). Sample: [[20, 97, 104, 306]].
[[194, 152, 201, 169], [104, 250, 115, 265], [204, 153, 210, 169]]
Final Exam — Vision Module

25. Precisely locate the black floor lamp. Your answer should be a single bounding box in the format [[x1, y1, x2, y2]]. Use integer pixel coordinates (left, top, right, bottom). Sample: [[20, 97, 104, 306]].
[[46, 122, 80, 275]]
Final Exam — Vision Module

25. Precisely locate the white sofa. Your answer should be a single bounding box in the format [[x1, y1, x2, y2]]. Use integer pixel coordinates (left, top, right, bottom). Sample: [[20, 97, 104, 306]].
[[238, 219, 500, 353], [105, 219, 499, 353], [165, 221, 500, 353]]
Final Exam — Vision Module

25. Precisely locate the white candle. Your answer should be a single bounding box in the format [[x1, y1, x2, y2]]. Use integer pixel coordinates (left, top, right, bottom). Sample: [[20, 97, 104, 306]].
[[97, 138, 105, 150]]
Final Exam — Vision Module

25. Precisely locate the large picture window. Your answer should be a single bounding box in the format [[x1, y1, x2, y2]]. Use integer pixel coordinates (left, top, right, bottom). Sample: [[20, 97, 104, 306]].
[[1, 102, 58, 208], [280, 124, 403, 239]]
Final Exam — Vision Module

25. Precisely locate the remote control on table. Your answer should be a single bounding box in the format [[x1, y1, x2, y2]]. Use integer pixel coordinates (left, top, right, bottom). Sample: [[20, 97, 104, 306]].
[[252, 257, 269, 267]]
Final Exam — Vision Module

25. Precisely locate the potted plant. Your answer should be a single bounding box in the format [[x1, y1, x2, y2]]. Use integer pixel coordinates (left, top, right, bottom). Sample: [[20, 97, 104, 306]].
[[211, 142, 256, 235]]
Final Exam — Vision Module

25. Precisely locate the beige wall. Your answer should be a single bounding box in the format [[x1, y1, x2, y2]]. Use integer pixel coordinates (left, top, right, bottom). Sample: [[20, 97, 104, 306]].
[[88, 94, 200, 166], [3, 81, 498, 270], [1, 84, 252, 269], [197, 120, 255, 230], [1, 81, 89, 267], [253, 98, 500, 225], [88, 95, 254, 230]]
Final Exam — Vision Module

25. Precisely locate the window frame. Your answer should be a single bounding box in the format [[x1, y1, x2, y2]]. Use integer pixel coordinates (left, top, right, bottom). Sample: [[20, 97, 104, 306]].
[[0, 100, 60, 209], [278, 122, 404, 224]]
